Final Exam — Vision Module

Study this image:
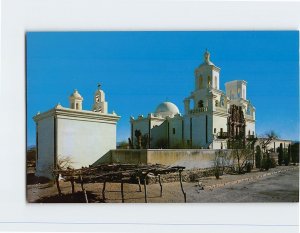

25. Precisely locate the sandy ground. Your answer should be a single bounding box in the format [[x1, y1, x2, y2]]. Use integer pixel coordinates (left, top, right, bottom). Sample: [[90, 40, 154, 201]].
[[26, 166, 299, 203]]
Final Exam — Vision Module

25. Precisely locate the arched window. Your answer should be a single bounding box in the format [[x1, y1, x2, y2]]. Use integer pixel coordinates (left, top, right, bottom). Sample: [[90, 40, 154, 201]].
[[207, 76, 211, 87], [199, 76, 203, 89], [220, 96, 225, 107], [237, 88, 241, 98], [198, 100, 204, 108], [215, 100, 219, 107]]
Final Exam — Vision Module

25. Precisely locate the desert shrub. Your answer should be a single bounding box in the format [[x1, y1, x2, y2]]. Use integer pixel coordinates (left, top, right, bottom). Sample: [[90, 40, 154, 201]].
[[261, 154, 272, 171], [291, 142, 299, 163], [270, 158, 277, 168], [277, 143, 284, 166], [255, 145, 262, 168], [172, 141, 190, 149], [283, 153, 290, 166], [246, 162, 252, 173], [155, 138, 169, 149], [189, 173, 200, 182], [117, 140, 129, 149]]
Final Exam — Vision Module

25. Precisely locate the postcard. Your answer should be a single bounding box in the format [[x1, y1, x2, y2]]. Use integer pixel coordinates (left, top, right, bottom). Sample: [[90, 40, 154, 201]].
[[26, 31, 299, 203]]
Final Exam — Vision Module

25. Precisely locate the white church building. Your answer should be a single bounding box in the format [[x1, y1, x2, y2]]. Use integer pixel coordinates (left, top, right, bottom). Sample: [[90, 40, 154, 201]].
[[33, 85, 120, 178], [130, 50, 256, 149]]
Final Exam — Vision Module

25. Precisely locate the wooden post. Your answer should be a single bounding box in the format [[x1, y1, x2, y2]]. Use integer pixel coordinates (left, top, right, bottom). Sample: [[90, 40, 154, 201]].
[[121, 179, 125, 203], [179, 170, 186, 203], [143, 177, 147, 203], [55, 174, 62, 196], [80, 176, 88, 203], [102, 181, 106, 202], [137, 176, 142, 192], [158, 175, 162, 197]]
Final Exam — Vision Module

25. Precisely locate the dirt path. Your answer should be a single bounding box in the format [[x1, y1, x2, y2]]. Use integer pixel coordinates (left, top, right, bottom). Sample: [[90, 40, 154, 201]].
[[27, 166, 299, 203]]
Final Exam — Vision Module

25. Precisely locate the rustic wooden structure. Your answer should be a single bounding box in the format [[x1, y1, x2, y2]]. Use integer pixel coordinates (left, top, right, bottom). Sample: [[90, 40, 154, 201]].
[[53, 164, 186, 203]]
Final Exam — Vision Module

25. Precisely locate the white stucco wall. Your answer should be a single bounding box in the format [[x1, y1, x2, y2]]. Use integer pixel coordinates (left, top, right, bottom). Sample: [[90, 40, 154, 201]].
[[131, 118, 150, 146], [150, 121, 168, 148], [168, 117, 183, 147], [56, 117, 116, 169], [34, 107, 120, 179], [35, 116, 55, 178], [245, 121, 256, 137], [212, 69, 220, 90], [190, 115, 207, 147], [255, 139, 292, 152], [212, 139, 227, 149], [212, 114, 228, 135]]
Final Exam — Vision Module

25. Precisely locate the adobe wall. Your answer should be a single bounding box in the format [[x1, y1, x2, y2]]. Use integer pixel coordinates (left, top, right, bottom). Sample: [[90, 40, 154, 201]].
[[108, 149, 232, 169]]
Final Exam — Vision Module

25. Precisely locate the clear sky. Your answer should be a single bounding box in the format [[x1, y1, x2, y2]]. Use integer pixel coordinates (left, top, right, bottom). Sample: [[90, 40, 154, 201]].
[[26, 31, 299, 146]]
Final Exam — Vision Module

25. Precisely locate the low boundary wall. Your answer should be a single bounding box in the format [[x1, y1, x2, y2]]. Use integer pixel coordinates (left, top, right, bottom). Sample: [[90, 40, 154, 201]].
[[94, 149, 232, 169]]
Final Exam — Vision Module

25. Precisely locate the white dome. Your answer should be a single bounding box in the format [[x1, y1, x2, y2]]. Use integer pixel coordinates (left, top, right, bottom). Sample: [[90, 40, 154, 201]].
[[70, 89, 83, 100], [155, 101, 180, 118]]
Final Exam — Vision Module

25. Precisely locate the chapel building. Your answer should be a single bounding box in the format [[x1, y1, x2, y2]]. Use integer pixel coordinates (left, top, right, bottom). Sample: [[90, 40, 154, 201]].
[[130, 50, 256, 149], [33, 85, 120, 178]]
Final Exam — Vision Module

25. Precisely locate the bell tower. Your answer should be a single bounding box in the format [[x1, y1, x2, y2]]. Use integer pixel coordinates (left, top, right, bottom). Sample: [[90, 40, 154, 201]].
[[194, 50, 221, 91], [69, 89, 83, 110], [92, 83, 108, 113]]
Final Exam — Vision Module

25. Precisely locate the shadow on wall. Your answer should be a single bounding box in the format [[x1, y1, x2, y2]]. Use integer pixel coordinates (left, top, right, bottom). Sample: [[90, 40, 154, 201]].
[[92, 150, 112, 166]]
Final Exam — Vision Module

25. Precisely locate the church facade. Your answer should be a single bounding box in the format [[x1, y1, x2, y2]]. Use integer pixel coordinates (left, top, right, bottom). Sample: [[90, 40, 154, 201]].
[[130, 51, 256, 149], [33, 85, 120, 178]]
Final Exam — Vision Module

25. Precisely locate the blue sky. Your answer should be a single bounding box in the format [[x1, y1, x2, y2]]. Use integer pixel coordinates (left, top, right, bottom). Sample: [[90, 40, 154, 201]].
[[26, 31, 299, 146]]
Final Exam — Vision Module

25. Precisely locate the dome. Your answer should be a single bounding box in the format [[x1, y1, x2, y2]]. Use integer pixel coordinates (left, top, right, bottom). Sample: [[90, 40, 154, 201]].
[[70, 89, 83, 100], [155, 101, 180, 118]]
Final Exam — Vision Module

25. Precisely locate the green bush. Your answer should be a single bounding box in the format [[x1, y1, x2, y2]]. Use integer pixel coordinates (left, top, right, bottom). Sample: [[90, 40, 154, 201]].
[[291, 142, 299, 163], [277, 143, 283, 166], [261, 155, 272, 171], [283, 153, 290, 166], [255, 146, 262, 168], [246, 162, 252, 173]]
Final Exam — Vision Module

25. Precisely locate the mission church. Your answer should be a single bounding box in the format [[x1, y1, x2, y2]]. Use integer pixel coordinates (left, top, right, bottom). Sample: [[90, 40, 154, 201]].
[[130, 50, 256, 149], [33, 50, 258, 178]]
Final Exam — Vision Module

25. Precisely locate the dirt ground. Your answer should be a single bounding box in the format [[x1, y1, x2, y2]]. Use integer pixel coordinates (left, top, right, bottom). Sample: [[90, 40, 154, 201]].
[[26, 166, 299, 203]]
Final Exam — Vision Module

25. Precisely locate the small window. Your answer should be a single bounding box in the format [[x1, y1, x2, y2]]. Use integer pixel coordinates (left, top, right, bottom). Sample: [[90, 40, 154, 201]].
[[199, 76, 203, 89], [198, 100, 204, 108], [214, 128, 216, 133], [215, 100, 219, 107], [248, 130, 250, 136], [76, 103, 79, 109], [220, 128, 223, 133], [172, 128, 176, 134]]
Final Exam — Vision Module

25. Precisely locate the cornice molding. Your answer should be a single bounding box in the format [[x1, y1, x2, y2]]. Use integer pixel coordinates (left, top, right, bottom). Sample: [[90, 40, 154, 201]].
[[33, 107, 120, 123]]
